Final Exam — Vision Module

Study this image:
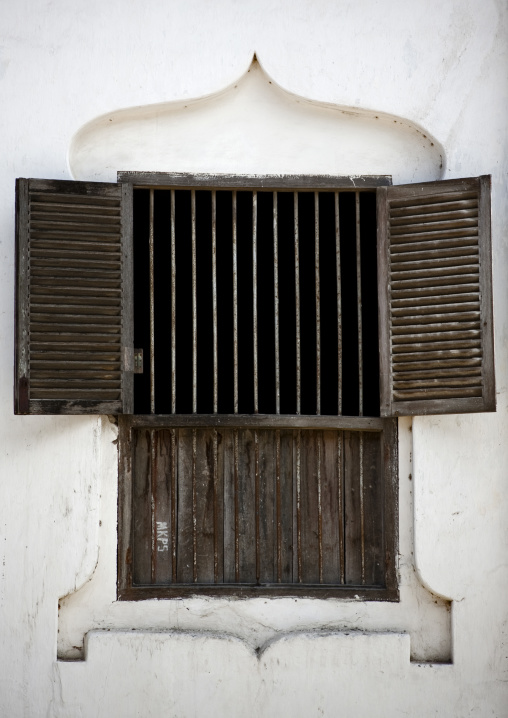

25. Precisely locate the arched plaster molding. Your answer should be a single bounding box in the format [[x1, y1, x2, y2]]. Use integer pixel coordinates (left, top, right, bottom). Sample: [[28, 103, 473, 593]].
[[69, 55, 444, 184], [61, 56, 452, 662]]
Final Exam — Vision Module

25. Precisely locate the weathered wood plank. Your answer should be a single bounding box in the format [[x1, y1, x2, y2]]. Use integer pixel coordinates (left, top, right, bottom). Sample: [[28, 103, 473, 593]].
[[132, 429, 152, 585]]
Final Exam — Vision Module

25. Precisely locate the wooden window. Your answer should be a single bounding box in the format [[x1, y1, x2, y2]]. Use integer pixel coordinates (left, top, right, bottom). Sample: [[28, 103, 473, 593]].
[[14, 173, 495, 600]]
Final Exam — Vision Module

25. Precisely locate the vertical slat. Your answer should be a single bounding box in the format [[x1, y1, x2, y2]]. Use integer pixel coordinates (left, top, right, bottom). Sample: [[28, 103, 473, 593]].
[[335, 191, 342, 416], [317, 431, 323, 583], [132, 429, 152, 584], [222, 429, 236, 583], [237, 429, 256, 582], [171, 428, 177, 582], [212, 190, 218, 413], [234, 428, 240, 580], [171, 190, 176, 414], [356, 191, 363, 416], [213, 428, 224, 583], [279, 430, 294, 583], [295, 430, 302, 582], [15, 179, 29, 414], [359, 432, 365, 584], [194, 428, 216, 583], [362, 431, 384, 586], [274, 191, 280, 414], [275, 429, 281, 582], [255, 429, 260, 582], [344, 431, 363, 585], [150, 429, 156, 583], [176, 428, 194, 583], [192, 427, 197, 581], [232, 191, 239, 414], [153, 430, 172, 584], [257, 430, 276, 583], [149, 189, 155, 414], [315, 192, 321, 415], [191, 190, 197, 414], [252, 191, 258, 413], [294, 192, 301, 415], [321, 430, 341, 584], [120, 182, 134, 414], [338, 432, 345, 584], [300, 430, 320, 583]]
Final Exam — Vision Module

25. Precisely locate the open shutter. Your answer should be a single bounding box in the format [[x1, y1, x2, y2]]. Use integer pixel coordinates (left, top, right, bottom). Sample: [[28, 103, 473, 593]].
[[377, 175, 494, 416], [15, 178, 133, 415]]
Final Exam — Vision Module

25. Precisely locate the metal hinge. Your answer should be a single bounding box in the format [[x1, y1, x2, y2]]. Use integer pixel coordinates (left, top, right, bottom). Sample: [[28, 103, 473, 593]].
[[134, 348, 144, 374], [123, 347, 144, 373]]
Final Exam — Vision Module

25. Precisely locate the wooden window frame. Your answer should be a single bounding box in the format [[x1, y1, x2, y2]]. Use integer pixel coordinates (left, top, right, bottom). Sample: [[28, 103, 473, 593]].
[[116, 173, 398, 601]]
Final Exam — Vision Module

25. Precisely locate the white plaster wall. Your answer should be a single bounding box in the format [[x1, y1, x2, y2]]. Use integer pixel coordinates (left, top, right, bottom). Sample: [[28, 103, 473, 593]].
[[0, 1, 507, 716]]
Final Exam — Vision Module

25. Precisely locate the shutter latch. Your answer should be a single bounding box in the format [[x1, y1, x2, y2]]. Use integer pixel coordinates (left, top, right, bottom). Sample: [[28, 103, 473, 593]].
[[134, 349, 144, 374]]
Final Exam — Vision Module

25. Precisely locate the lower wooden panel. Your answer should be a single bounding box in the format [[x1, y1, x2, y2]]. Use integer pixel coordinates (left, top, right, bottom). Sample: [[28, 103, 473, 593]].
[[122, 422, 396, 597]]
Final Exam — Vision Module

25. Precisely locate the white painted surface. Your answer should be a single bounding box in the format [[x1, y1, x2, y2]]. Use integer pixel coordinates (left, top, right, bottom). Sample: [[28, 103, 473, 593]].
[[0, 1, 507, 716]]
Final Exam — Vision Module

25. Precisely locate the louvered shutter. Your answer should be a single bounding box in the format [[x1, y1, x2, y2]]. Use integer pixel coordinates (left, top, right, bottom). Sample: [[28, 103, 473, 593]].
[[15, 178, 133, 415], [377, 175, 494, 416]]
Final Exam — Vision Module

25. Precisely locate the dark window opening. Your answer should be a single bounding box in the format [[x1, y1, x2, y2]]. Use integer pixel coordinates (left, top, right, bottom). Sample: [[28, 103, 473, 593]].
[[133, 188, 380, 417]]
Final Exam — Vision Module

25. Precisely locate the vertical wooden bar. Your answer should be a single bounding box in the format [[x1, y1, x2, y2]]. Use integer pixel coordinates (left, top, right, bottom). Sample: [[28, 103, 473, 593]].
[[153, 430, 172, 584], [149, 189, 155, 414], [171, 190, 176, 414], [315, 192, 321, 415], [274, 191, 280, 414], [338, 432, 345, 584], [296, 430, 302, 582], [176, 428, 194, 583], [171, 428, 177, 582], [256, 430, 275, 584], [192, 427, 197, 582], [335, 191, 342, 416], [194, 428, 217, 583], [255, 429, 260, 582], [356, 191, 363, 416], [320, 430, 341, 584], [275, 429, 281, 582], [362, 431, 384, 586], [232, 191, 238, 414], [279, 430, 294, 583], [150, 429, 156, 583], [252, 191, 258, 414], [222, 429, 236, 583], [212, 190, 218, 413], [317, 432, 323, 583], [191, 189, 197, 414], [294, 192, 301, 415], [234, 428, 240, 580], [359, 432, 365, 584], [132, 429, 152, 584], [344, 430, 363, 585], [237, 429, 256, 582]]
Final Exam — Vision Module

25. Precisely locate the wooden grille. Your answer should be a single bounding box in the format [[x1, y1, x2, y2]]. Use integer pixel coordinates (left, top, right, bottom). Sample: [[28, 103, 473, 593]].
[[132, 187, 380, 418], [123, 421, 395, 595]]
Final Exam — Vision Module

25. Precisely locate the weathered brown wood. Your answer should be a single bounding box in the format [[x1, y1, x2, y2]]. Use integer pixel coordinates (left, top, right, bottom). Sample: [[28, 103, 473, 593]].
[[176, 428, 195, 583], [321, 430, 341, 583], [237, 429, 257, 582], [121, 181, 134, 413], [279, 430, 294, 583], [15, 179, 29, 414], [152, 430, 172, 583], [257, 430, 276, 583], [194, 428, 217, 583], [344, 431, 363, 585], [362, 431, 384, 586], [118, 171, 392, 190], [15, 178, 129, 415], [379, 175, 495, 417], [132, 429, 152, 584], [299, 430, 320, 583], [119, 585, 399, 601], [128, 414, 385, 431]]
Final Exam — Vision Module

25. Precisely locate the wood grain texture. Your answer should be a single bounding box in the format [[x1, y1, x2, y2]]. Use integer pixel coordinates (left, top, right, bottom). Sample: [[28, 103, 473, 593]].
[[379, 175, 495, 416]]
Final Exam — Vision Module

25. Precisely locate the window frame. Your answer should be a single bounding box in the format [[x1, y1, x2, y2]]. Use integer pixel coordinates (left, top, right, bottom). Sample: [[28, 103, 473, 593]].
[[116, 172, 398, 602]]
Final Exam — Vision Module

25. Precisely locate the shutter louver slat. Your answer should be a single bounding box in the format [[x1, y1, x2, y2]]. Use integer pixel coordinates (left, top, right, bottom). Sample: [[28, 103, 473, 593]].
[[378, 176, 495, 416], [15, 178, 133, 415]]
